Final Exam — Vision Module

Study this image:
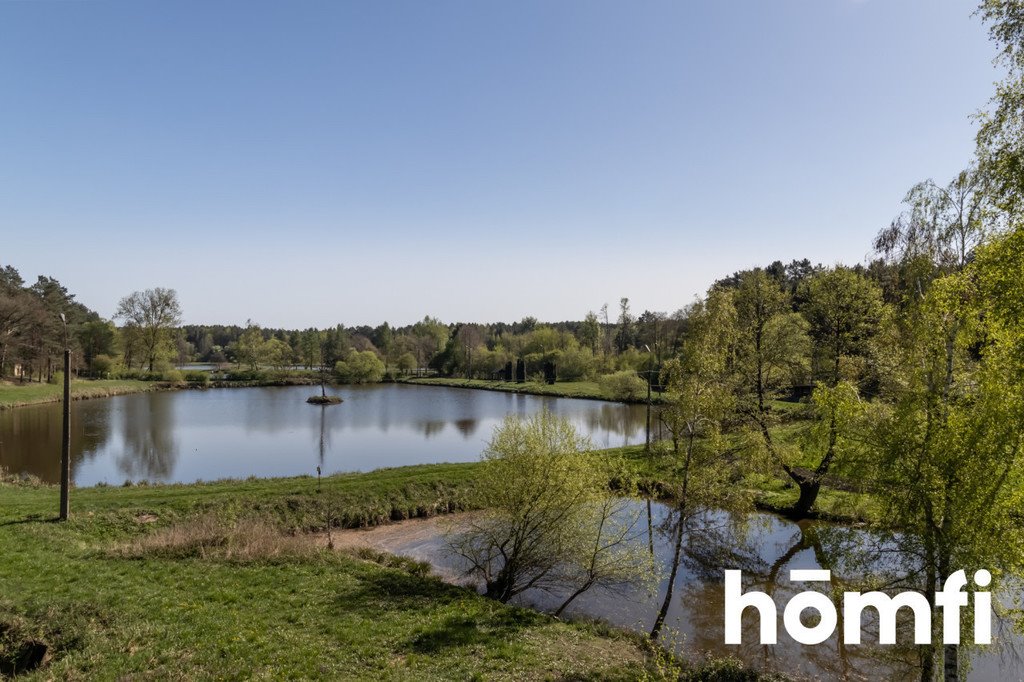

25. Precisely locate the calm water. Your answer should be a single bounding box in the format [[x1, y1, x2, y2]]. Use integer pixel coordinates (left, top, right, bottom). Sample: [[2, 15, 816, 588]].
[[344, 501, 1024, 681], [0, 384, 647, 486]]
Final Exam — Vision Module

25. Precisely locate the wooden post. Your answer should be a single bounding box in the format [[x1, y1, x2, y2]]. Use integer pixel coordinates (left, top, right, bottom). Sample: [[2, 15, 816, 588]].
[[60, 347, 71, 520]]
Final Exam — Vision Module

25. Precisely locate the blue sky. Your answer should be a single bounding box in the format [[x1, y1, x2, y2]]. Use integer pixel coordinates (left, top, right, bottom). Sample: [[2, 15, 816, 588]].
[[0, 1, 999, 327]]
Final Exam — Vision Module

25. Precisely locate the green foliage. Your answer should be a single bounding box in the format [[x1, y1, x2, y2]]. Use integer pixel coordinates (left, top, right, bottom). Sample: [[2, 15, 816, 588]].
[[976, 0, 1024, 221], [599, 370, 647, 402], [554, 346, 595, 381], [396, 352, 417, 373], [184, 370, 209, 384], [864, 241, 1024, 675], [90, 354, 117, 377], [448, 412, 653, 604], [0, 464, 662, 680], [799, 267, 886, 385], [334, 350, 385, 384]]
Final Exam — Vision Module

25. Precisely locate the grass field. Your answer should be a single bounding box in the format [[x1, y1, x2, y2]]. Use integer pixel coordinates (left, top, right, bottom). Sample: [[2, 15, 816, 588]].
[[0, 465, 666, 680], [0, 379, 158, 409]]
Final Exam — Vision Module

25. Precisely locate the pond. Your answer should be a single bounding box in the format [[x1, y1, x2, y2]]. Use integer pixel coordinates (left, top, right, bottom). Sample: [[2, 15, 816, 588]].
[[335, 501, 1024, 681], [0, 384, 648, 486]]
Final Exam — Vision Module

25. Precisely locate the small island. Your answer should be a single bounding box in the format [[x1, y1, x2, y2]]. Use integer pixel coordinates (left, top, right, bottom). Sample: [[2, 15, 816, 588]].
[[306, 394, 342, 405]]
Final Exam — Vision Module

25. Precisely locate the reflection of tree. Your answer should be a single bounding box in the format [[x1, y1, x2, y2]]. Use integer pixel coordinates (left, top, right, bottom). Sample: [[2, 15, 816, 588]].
[[651, 506, 764, 639], [0, 401, 113, 484], [117, 394, 178, 481], [581, 405, 644, 442], [418, 420, 446, 438], [316, 405, 331, 467], [751, 523, 917, 680], [454, 418, 479, 438]]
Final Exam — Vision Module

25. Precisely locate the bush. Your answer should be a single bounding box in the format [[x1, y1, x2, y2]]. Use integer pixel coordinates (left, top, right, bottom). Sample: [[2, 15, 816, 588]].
[[184, 371, 209, 384], [334, 351, 385, 384], [556, 347, 596, 381], [161, 370, 184, 383], [91, 354, 116, 377], [49, 371, 64, 386], [598, 371, 647, 402]]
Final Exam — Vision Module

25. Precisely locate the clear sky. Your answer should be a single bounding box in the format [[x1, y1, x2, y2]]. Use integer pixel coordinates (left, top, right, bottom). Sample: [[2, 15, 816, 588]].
[[0, 1, 999, 328]]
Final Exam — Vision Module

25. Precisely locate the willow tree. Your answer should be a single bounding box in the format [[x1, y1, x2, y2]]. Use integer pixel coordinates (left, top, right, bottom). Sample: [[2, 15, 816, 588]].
[[446, 411, 651, 609], [867, 226, 1024, 682]]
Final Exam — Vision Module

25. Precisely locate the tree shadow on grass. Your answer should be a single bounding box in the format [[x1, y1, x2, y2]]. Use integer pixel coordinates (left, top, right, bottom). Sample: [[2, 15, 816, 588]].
[[0, 514, 59, 527], [408, 609, 544, 655], [336, 566, 546, 655]]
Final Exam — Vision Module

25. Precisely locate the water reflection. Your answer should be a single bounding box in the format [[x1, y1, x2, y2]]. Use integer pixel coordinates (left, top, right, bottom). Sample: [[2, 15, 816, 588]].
[[0, 384, 647, 485], [116, 394, 179, 481], [351, 500, 1023, 681]]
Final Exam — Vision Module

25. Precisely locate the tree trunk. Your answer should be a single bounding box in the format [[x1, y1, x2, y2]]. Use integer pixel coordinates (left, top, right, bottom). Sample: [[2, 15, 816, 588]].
[[555, 582, 592, 617], [943, 643, 958, 682], [651, 511, 684, 641], [789, 478, 821, 519]]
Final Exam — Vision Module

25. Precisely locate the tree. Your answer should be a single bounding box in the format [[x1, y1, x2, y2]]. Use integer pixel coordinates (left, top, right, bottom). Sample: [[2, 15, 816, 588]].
[[234, 321, 268, 370], [76, 320, 119, 374], [730, 269, 815, 517], [396, 351, 417, 375], [874, 169, 990, 276], [801, 267, 886, 386], [651, 288, 750, 639], [334, 350, 385, 384], [578, 311, 602, 353], [115, 288, 182, 371], [264, 338, 294, 370], [975, 0, 1024, 222], [614, 297, 635, 352], [866, 237, 1024, 681], [446, 412, 651, 606]]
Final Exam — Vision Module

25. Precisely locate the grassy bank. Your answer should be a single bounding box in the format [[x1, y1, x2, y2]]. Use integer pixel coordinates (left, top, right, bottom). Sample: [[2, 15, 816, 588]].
[[400, 376, 667, 404], [605, 444, 880, 524], [0, 467, 639, 680], [0, 466, 782, 680], [0, 379, 159, 410]]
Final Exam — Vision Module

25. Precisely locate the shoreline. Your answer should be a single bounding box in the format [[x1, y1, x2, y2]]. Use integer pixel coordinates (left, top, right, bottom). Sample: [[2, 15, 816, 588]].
[[398, 376, 667, 405], [0, 375, 321, 410]]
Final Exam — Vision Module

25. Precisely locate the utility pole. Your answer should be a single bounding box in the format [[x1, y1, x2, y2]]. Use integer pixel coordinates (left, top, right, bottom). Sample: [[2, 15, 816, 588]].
[[59, 313, 71, 521]]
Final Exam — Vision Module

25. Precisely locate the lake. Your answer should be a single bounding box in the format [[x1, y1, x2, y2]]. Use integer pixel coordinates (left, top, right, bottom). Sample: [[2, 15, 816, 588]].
[[0, 384, 648, 486]]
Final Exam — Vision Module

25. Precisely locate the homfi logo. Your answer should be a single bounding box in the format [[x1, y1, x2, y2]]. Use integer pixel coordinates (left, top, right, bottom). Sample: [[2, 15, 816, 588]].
[[724, 569, 991, 645]]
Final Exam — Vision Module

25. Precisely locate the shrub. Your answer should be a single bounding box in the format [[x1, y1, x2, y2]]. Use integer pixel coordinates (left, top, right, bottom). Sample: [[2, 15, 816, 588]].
[[334, 351, 385, 384], [161, 370, 184, 383], [598, 370, 647, 402], [91, 354, 116, 377], [184, 371, 209, 384], [48, 371, 64, 386], [556, 347, 596, 381]]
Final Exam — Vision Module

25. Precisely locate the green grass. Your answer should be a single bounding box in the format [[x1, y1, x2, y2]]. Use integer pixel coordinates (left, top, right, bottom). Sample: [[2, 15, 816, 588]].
[[401, 377, 667, 404], [0, 466, 669, 680], [603, 443, 881, 524], [0, 379, 158, 409]]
